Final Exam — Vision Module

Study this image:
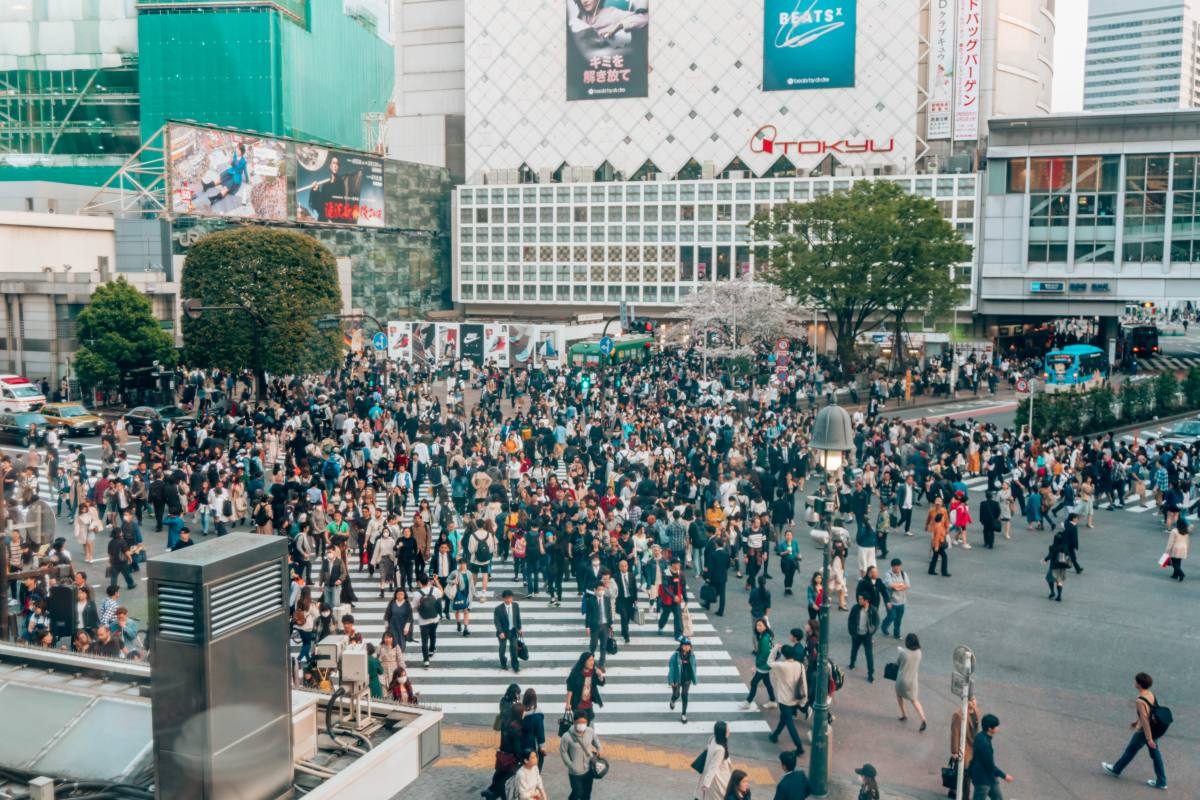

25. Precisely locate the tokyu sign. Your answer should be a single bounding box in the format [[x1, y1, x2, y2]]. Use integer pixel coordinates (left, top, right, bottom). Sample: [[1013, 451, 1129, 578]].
[[750, 125, 895, 156]]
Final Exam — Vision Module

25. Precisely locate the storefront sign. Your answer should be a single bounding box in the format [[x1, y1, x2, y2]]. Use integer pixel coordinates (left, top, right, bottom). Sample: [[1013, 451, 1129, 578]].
[[953, 0, 981, 141], [927, 0, 954, 139], [750, 125, 895, 155], [1030, 281, 1064, 293]]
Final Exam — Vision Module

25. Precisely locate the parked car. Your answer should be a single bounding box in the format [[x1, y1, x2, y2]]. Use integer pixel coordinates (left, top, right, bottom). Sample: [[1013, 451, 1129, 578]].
[[122, 405, 195, 435], [0, 412, 66, 447], [39, 402, 104, 437], [1121, 416, 1200, 447]]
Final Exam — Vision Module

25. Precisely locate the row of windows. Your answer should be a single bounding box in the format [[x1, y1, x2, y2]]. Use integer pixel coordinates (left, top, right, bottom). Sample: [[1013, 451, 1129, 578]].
[[1084, 85, 1178, 100], [1085, 59, 1181, 79], [1088, 26, 1184, 44], [1088, 37, 1181, 55], [458, 178, 975, 207], [1089, 49, 1181, 65], [1026, 241, 1200, 264], [1089, 14, 1182, 33], [1084, 73, 1179, 89]]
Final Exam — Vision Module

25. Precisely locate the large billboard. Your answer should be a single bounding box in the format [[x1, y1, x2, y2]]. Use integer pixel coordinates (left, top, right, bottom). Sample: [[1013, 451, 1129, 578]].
[[953, 0, 981, 141], [566, 0, 649, 101], [387, 321, 412, 361], [295, 145, 385, 227], [461, 323, 484, 367], [927, 0, 954, 139], [168, 123, 288, 220], [763, 0, 857, 91], [437, 324, 460, 363]]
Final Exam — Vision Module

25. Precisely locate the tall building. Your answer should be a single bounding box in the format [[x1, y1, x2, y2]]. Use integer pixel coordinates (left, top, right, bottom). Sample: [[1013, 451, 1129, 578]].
[[1084, 0, 1198, 110]]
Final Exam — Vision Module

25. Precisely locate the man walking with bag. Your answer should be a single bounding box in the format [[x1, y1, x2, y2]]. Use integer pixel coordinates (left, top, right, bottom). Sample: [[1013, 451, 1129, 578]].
[[1102, 672, 1169, 790], [560, 711, 603, 800], [493, 589, 523, 673]]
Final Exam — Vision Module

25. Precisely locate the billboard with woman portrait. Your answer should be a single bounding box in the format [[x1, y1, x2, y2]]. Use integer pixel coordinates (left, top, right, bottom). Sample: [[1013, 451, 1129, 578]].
[[168, 123, 288, 220], [566, 0, 649, 100]]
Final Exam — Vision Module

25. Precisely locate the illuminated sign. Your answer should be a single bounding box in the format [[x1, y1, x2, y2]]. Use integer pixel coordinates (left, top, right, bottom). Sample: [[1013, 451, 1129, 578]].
[[1030, 281, 1064, 293], [750, 125, 895, 155]]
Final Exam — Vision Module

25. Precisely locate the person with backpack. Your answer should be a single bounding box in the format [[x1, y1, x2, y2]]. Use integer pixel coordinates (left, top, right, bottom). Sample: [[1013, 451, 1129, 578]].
[[414, 574, 442, 669], [469, 523, 497, 600], [252, 491, 273, 535], [1103, 672, 1169, 790]]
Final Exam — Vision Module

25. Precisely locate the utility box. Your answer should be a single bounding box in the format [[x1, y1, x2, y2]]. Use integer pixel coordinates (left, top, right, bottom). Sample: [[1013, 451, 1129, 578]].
[[147, 534, 293, 800]]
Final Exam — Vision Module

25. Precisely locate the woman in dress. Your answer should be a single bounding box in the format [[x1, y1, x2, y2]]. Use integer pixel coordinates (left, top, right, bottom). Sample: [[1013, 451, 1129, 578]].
[[73, 500, 102, 562], [894, 633, 927, 731]]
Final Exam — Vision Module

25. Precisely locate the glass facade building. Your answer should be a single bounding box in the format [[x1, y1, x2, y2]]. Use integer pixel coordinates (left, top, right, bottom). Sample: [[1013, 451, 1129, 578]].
[[453, 174, 977, 312], [1084, 0, 1198, 110]]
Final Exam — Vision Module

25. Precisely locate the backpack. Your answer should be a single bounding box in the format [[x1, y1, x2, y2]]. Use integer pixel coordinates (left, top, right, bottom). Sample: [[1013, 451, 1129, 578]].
[[254, 504, 270, 526], [322, 459, 339, 480], [249, 459, 263, 479], [829, 661, 845, 690], [222, 498, 233, 518], [473, 534, 492, 563], [511, 533, 527, 558], [417, 590, 439, 620], [1142, 697, 1174, 739]]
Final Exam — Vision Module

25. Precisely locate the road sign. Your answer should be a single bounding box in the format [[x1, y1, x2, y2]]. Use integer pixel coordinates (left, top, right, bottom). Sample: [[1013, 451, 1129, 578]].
[[776, 369, 789, 383], [372, 332, 388, 351], [1015, 377, 1029, 394], [767, 353, 777, 363], [953, 645, 976, 677], [776, 337, 789, 352], [776, 353, 790, 367], [599, 336, 614, 356]]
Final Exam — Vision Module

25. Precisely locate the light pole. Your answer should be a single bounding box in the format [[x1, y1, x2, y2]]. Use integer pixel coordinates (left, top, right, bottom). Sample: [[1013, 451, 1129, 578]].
[[806, 403, 854, 798], [952, 645, 976, 800]]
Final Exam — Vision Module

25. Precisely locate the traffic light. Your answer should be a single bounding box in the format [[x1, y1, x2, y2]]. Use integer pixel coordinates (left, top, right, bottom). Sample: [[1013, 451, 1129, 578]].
[[632, 318, 655, 335]]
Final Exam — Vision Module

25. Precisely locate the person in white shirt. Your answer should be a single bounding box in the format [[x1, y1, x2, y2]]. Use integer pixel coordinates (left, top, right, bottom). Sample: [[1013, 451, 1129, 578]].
[[207, 481, 232, 536]]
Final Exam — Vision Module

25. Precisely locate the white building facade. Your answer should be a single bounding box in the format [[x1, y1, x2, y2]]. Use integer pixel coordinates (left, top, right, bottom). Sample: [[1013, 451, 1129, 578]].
[[1084, 0, 1200, 111]]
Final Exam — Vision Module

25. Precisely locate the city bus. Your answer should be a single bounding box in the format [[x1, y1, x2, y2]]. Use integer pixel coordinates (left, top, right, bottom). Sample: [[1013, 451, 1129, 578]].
[[568, 335, 654, 368], [1043, 344, 1108, 392], [1126, 325, 1160, 358]]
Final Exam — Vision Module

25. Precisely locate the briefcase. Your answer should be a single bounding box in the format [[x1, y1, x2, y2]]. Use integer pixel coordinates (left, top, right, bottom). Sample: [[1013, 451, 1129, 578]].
[[516, 638, 529, 661]]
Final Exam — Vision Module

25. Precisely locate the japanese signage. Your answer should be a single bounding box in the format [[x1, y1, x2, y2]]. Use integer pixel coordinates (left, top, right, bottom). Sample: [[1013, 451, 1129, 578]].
[[762, 0, 857, 91], [953, 0, 981, 141], [750, 125, 895, 155], [927, 0, 954, 139], [168, 123, 288, 221], [566, 0, 649, 101], [295, 145, 385, 227]]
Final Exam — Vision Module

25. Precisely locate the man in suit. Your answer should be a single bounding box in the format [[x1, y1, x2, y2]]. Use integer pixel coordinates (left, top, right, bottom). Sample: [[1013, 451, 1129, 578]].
[[703, 535, 731, 616], [1062, 511, 1084, 573], [614, 558, 639, 643], [585, 571, 616, 667], [979, 491, 1002, 549], [492, 589, 523, 672], [846, 593, 879, 682], [897, 474, 917, 536], [773, 749, 811, 799]]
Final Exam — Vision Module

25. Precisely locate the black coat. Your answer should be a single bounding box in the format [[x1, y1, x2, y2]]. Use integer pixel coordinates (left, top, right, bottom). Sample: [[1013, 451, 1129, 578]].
[[979, 498, 1001, 528], [846, 604, 879, 638], [705, 546, 731, 585], [384, 600, 413, 643], [614, 569, 639, 611], [584, 591, 615, 630], [566, 667, 605, 709], [493, 601, 523, 638], [773, 770, 812, 800]]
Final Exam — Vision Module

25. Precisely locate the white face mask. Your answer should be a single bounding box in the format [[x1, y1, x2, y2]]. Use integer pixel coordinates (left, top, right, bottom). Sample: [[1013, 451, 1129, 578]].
[[574, 722, 587, 734]]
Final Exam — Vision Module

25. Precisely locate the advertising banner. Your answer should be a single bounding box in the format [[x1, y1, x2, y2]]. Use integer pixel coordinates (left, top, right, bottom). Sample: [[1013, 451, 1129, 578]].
[[437, 324, 460, 364], [168, 123, 288, 220], [927, 0, 954, 139], [387, 321, 412, 362], [295, 145, 385, 227], [762, 0, 857, 91], [535, 326, 564, 369], [509, 324, 535, 367], [461, 323, 485, 367], [566, 0, 649, 101], [413, 323, 437, 368], [485, 324, 509, 369], [953, 0, 981, 141]]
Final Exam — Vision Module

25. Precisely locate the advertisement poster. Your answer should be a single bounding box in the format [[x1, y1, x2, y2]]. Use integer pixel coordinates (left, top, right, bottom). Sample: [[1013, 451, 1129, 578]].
[[566, 0, 649, 101], [413, 323, 437, 368], [953, 0, 981, 141], [461, 323, 484, 367], [168, 123, 288, 220], [927, 0, 954, 139], [485, 324, 509, 369], [762, 0, 857, 91], [535, 326, 563, 369], [295, 145, 385, 227], [509, 324, 535, 367], [437, 323, 460, 364], [387, 321, 412, 362]]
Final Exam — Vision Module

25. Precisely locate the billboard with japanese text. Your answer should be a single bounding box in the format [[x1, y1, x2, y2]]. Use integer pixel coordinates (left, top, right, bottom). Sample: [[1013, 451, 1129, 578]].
[[295, 145, 385, 227], [168, 123, 288, 220], [953, 0, 980, 141], [927, 0, 954, 139], [763, 0, 857, 91], [566, 0, 649, 101]]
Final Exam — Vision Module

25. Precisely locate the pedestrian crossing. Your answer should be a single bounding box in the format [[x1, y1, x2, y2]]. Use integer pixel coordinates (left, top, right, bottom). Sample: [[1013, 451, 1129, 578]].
[[959, 475, 1179, 517], [300, 561, 772, 742], [1138, 355, 1200, 372]]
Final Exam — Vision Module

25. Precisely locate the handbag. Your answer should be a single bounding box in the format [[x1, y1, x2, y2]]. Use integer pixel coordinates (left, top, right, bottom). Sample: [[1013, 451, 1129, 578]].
[[494, 750, 517, 773], [516, 638, 530, 661], [636, 605, 646, 626], [681, 606, 694, 638], [1158, 552, 1172, 568], [557, 710, 574, 737], [605, 634, 618, 656], [690, 749, 707, 773], [941, 758, 959, 792], [589, 755, 610, 780], [884, 661, 899, 681]]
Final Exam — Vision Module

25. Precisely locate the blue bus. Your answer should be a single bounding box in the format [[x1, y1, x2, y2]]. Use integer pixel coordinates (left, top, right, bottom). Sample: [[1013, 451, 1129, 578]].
[[1044, 344, 1108, 392]]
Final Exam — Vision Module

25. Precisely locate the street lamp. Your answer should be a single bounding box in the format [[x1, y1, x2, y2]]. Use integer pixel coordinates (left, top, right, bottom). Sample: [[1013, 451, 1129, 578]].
[[806, 403, 854, 798], [952, 644, 976, 800]]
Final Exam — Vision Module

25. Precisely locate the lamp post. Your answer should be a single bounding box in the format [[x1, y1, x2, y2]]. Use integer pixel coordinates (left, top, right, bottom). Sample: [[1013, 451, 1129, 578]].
[[806, 403, 854, 798]]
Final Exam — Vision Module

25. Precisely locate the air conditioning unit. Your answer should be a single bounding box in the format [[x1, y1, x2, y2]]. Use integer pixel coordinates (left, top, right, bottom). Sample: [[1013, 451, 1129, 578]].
[[340, 643, 370, 684], [701, 161, 716, 179]]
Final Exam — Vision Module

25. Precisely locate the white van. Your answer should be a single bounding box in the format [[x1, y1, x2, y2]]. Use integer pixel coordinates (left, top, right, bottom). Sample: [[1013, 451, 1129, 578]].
[[0, 375, 45, 413]]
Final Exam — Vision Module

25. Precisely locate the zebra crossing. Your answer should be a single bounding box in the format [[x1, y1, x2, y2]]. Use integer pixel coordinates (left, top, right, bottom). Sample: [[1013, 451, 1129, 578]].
[[961, 475, 1178, 516], [302, 560, 771, 742], [1138, 354, 1200, 372]]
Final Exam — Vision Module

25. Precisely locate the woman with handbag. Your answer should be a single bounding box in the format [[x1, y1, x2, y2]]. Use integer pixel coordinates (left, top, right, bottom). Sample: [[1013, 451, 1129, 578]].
[[894, 633, 927, 732], [565, 651, 605, 724], [484, 703, 525, 800], [694, 720, 732, 800], [1043, 531, 1070, 601], [520, 688, 547, 771]]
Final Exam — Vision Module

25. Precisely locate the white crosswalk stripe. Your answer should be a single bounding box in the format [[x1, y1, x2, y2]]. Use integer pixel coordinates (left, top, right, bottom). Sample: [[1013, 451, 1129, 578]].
[[960, 475, 1169, 515], [300, 561, 771, 740]]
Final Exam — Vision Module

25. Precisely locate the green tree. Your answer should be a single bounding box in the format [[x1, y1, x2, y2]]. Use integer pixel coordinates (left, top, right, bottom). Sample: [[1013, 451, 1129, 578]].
[[1182, 365, 1200, 408], [1154, 370, 1179, 415], [180, 227, 343, 394], [1121, 380, 1150, 423], [752, 181, 971, 373], [74, 278, 175, 393], [1087, 385, 1117, 432]]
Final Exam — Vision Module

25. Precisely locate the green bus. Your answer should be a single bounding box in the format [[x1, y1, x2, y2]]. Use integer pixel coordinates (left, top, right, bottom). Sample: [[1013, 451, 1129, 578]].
[[568, 335, 654, 367]]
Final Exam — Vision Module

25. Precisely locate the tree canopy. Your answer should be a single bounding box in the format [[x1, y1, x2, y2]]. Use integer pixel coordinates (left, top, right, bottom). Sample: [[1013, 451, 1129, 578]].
[[74, 278, 176, 390], [751, 180, 971, 372], [180, 227, 343, 379]]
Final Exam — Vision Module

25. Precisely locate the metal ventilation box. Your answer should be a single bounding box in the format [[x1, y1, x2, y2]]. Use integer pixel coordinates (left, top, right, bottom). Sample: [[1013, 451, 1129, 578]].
[[148, 534, 293, 800]]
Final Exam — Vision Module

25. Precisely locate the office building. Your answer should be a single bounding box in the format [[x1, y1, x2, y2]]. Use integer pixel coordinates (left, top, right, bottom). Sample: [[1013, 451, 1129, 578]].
[[1084, 0, 1199, 110]]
